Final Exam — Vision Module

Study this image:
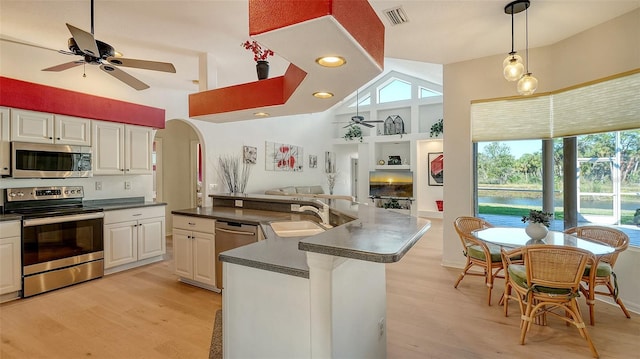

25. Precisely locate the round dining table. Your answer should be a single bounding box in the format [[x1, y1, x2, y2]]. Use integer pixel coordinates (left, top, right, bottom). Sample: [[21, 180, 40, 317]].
[[472, 227, 615, 256]]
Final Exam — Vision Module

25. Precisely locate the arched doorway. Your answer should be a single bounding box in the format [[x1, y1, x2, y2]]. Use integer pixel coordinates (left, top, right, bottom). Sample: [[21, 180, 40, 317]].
[[154, 119, 203, 233]]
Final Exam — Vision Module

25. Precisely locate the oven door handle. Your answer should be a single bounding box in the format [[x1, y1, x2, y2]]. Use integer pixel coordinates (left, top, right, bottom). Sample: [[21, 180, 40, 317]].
[[23, 212, 105, 227]]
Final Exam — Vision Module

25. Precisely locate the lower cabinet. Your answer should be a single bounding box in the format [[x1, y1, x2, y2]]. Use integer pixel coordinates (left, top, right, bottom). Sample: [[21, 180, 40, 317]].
[[0, 220, 21, 302], [104, 206, 166, 273], [173, 215, 217, 290]]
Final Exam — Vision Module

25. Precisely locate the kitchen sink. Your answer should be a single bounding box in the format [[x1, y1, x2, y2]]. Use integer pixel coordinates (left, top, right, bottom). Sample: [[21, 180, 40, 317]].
[[270, 220, 326, 237]]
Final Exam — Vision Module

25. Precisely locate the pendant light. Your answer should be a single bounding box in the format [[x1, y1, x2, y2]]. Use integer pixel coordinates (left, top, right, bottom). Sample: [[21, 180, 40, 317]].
[[503, 1, 525, 81], [517, 2, 538, 95]]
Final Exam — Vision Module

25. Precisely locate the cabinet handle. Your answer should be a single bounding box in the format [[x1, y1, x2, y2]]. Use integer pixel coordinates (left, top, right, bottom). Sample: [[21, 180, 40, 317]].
[[56, 137, 61, 140], [49, 137, 53, 140], [126, 169, 130, 172], [188, 222, 196, 226], [120, 168, 125, 171], [133, 214, 142, 217]]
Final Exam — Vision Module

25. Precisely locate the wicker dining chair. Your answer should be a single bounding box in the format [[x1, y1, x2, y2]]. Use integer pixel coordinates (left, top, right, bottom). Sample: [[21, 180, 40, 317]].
[[500, 247, 525, 317], [564, 225, 631, 325], [453, 216, 503, 305], [506, 245, 599, 358]]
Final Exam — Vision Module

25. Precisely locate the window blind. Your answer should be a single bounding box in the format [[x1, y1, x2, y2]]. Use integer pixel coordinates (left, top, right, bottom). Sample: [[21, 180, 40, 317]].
[[471, 71, 640, 142]]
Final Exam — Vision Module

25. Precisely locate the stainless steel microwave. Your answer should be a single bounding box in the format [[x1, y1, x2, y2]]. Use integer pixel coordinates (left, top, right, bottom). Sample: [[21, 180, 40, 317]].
[[11, 142, 92, 178]]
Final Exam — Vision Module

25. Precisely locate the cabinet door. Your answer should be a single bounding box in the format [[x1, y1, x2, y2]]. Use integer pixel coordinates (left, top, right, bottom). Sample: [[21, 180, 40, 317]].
[[125, 125, 153, 175], [0, 235, 21, 295], [93, 121, 124, 175], [173, 229, 194, 279], [138, 216, 166, 260], [193, 231, 216, 287], [10, 109, 54, 144], [54, 115, 91, 145], [104, 221, 137, 268], [0, 107, 10, 175]]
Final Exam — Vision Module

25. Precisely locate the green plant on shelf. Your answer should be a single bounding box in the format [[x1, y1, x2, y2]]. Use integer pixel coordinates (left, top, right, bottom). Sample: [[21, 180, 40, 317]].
[[430, 118, 443, 137], [343, 125, 363, 142]]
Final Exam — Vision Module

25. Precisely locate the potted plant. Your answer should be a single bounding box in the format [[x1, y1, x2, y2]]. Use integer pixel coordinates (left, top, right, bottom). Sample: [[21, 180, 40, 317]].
[[343, 125, 363, 142], [521, 209, 553, 241], [430, 118, 443, 137], [241, 40, 275, 80]]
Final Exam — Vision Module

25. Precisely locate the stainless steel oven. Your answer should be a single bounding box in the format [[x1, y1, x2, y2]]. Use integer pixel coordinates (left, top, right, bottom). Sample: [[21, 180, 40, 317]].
[[11, 142, 92, 178], [4, 186, 104, 297]]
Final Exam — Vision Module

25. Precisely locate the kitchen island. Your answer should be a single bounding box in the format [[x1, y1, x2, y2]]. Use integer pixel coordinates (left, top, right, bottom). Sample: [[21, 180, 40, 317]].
[[203, 193, 430, 359]]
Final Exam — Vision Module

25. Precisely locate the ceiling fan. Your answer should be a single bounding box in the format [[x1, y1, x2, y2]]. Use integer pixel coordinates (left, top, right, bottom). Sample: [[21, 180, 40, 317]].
[[40, 0, 175, 90], [337, 91, 383, 128]]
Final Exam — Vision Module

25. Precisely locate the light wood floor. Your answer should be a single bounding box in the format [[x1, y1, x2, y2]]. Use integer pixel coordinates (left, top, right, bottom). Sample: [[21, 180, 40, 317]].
[[1, 219, 638, 358]]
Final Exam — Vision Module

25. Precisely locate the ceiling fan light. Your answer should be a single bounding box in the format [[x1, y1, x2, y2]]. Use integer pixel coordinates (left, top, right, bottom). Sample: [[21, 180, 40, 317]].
[[517, 73, 538, 95], [254, 112, 270, 117], [313, 91, 334, 99], [315, 56, 346, 67], [503, 53, 524, 81]]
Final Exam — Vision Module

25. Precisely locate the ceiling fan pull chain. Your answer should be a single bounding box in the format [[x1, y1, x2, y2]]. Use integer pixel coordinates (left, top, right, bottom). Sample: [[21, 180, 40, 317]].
[[90, 0, 95, 35], [83, 62, 86, 78]]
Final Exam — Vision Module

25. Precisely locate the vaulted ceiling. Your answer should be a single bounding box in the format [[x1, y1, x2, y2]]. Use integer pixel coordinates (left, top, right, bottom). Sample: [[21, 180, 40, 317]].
[[1, 1, 638, 96]]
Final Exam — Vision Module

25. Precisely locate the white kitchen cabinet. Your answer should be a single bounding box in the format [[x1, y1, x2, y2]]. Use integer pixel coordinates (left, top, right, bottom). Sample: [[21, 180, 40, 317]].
[[104, 206, 166, 274], [173, 215, 216, 289], [0, 107, 10, 176], [0, 220, 21, 302], [10, 109, 91, 145], [93, 120, 153, 175]]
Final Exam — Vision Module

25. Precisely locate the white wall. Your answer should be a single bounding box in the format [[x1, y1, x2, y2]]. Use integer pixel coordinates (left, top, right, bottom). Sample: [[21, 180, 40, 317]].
[[443, 9, 640, 311]]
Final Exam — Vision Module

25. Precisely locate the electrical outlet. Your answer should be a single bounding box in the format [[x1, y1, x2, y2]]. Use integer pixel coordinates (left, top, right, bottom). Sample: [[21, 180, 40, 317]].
[[95, 181, 102, 191], [291, 204, 300, 211], [124, 181, 131, 190], [209, 183, 217, 191], [235, 200, 243, 207]]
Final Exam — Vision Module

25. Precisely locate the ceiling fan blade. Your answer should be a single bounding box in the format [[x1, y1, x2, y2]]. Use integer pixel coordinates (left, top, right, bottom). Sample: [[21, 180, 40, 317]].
[[100, 64, 149, 90], [0, 37, 61, 53], [107, 57, 176, 73], [361, 122, 375, 128], [43, 61, 84, 72], [66, 23, 100, 58], [363, 120, 384, 123]]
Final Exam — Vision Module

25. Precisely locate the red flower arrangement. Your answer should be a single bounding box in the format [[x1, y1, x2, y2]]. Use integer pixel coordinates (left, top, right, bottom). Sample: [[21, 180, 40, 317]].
[[241, 40, 274, 62]]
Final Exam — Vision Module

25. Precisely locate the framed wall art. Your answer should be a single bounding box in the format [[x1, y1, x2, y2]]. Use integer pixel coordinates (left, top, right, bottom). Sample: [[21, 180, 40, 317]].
[[325, 151, 336, 173], [243, 145, 257, 164], [428, 152, 444, 186], [265, 141, 303, 171], [309, 155, 318, 168]]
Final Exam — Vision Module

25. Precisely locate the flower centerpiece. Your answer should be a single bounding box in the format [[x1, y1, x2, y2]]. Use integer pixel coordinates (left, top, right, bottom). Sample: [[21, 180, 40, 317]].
[[241, 40, 274, 80], [521, 209, 554, 241]]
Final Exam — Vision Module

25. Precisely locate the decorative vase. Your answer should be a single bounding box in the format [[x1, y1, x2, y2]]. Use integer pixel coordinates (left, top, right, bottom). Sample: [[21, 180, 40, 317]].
[[435, 200, 443, 212], [256, 60, 269, 80], [525, 222, 548, 241]]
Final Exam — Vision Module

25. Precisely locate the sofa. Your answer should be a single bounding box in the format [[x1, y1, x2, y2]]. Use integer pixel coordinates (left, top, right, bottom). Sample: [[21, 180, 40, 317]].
[[264, 185, 354, 202], [264, 185, 325, 196]]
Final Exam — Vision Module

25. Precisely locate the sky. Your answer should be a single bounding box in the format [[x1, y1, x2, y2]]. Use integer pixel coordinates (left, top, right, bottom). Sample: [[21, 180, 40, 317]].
[[477, 139, 541, 159]]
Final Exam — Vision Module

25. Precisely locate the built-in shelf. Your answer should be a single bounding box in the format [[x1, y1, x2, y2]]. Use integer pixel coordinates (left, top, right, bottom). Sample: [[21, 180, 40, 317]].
[[375, 165, 410, 170]]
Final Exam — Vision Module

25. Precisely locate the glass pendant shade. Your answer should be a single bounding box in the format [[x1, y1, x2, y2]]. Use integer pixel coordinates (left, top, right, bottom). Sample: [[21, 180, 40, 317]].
[[503, 53, 524, 81], [517, 73, 538, 95]]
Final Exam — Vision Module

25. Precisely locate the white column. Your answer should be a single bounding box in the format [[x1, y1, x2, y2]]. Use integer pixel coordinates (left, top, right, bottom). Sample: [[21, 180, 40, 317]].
[[198, 53, 218, 91]]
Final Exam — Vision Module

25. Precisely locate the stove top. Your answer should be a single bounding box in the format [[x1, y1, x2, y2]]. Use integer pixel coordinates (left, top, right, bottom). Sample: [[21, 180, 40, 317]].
[[3, 186, 102, 218]]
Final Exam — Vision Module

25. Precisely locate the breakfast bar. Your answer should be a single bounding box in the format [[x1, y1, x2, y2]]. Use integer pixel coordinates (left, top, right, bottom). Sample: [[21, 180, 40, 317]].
[[203, 194, 430, 358]]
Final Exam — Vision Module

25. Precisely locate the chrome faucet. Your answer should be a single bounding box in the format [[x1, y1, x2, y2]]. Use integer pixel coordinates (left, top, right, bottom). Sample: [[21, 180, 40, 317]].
[[296, 200, 330, 225]]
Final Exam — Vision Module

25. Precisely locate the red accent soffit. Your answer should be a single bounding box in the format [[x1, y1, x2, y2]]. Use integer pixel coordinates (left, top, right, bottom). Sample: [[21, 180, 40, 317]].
[[189, 64, 306, 117], [0, 77, 165, 128]]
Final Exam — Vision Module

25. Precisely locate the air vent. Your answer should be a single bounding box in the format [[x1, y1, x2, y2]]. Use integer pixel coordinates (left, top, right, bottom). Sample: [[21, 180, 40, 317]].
[[384, 6, 409, 26]]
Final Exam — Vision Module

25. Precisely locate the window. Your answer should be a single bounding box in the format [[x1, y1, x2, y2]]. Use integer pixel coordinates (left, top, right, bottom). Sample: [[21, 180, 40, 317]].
[[348, 93, 371, 107], [378, 78, 411, 103], [419, 86, 441, 98]]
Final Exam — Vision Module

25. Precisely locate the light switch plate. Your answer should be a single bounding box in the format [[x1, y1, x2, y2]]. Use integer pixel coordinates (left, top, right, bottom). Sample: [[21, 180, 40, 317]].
[[235, 200, 243, 207], [124, 181, 131, 190], [95, 181, 102, 191], [291, 204, 300, 211]]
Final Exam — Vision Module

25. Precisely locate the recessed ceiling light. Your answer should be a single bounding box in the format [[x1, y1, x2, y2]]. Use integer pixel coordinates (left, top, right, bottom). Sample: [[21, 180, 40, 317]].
[[313, 92, 334, 99], [114, 51, 124, 58], [254, 112, 270, 117], [315, 56, 346, 67]]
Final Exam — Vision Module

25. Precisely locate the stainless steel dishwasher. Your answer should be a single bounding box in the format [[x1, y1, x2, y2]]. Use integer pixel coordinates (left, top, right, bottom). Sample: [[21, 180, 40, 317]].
[[215, 221, 259, 289]]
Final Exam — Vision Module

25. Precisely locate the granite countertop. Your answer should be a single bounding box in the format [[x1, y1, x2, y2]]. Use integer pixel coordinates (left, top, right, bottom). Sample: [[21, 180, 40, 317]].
[[174, 194, 431, 279]]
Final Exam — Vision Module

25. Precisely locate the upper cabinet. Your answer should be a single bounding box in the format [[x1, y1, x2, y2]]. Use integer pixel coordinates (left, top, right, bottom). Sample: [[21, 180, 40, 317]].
[[10, 109, 91, 146], [0, 107, 10, 175], [93, 120, 153, 175]]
